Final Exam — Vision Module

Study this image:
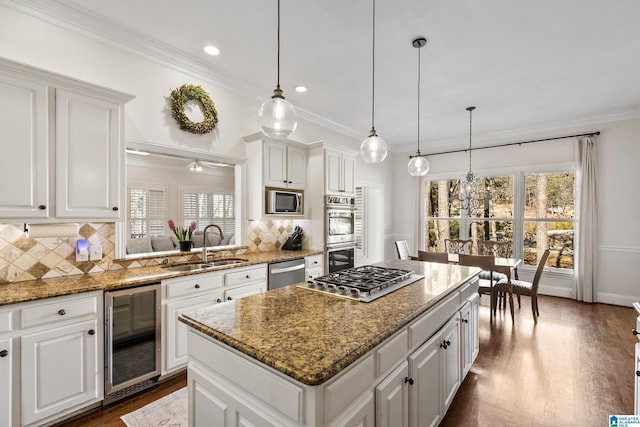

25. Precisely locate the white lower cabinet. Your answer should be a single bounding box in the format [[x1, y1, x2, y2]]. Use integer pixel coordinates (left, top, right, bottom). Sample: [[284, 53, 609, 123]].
[[305, 254, 324, 281], [0, 291, 103, 427], [21, 318, 100, 426], [0, 337, 13, 427], [376, 361, 409, 427], [460, 293, 479, 377], [186, 278, 480, 427], [223, 264, 268, 302]]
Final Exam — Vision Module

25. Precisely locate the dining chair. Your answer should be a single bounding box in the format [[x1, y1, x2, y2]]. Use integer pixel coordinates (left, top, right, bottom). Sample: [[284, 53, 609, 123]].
[[477, 240, 512, 258], [395, 240, 412, 260], [444, 239, 472, 254], [458, 254, 498, 315], [417, 250, 449, 263], [494, 249, 550, 323]]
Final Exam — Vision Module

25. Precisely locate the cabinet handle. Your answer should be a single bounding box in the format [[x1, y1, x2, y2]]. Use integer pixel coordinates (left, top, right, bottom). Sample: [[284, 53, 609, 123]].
[[58, 309, 66, 316], [440, 340, 451, 349], [0, 350, 7, 357], [462, 318, 469, 324], [227, 296, 233, 301], [404, 377, 414, 385], [112, 207, 119, 211], [637, 370, 640, 377], [288, 181, 292, 184], [633, 329, 639, 336], [88, 329, 95, 335], [38, 205, 46, 210], [245, 275, 250, 279], [195, 284, 200, 289], [216, 298, 222, 303]]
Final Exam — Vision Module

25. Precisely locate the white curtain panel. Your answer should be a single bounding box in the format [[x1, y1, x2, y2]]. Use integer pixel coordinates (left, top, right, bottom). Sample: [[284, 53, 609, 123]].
[[575, 136, 597, 302]]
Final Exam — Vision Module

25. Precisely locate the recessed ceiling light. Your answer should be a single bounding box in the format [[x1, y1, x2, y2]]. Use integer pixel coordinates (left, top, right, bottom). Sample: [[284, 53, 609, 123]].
[[203, 45, 220, 56], [294, 85, 307, 93]]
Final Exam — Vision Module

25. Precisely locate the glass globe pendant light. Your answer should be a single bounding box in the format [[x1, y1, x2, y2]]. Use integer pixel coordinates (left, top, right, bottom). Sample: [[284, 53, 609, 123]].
[[407, 37, 430, 177], [258, 0, 297, 139], [360, 0, 388, 163]]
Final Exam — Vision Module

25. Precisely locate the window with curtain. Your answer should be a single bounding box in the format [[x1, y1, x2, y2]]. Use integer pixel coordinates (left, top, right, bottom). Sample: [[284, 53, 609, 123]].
[[424, 170, 574, 271], [127, 185, 166, 239], [182, 189, 235, 237]]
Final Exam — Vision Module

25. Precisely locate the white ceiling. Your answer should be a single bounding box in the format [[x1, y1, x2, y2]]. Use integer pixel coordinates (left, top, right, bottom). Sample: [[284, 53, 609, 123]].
[[10, 0, 640, 151]]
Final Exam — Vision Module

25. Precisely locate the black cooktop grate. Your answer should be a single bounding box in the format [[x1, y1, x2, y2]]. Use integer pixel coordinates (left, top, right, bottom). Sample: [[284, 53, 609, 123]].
[[313, 265, 413, 292]]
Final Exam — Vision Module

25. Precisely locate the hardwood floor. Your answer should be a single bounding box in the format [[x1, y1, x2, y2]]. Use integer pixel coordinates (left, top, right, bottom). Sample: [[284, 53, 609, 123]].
[[442, 295, 637, 426], [55, 295, 636, 426], [54, 372, 187, 427]]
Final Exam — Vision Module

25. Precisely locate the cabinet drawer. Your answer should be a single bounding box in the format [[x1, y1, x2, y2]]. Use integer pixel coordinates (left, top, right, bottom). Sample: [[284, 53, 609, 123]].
[[459, 277, 479, 302], [165, 273, 222, 300], [225, 265, 267, 287], [21, 294, 98, 329], [0, 311, 12, 333], [376, 329, 408, 377], [305, 255, 323, 269], [409, 292, 460, 348]]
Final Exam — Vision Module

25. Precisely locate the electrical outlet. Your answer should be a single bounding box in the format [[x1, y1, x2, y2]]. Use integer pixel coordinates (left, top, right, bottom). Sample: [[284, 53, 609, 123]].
[[76, 239, 89, 262], [89, 245, 102, 261]]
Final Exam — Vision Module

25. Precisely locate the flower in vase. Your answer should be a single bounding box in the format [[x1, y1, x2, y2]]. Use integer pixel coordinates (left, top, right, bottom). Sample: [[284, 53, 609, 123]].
[[168, 220, 196, 242]]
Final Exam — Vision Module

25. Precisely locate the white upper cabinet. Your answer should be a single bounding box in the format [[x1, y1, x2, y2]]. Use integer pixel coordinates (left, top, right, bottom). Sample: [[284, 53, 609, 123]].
[[325, 148, 355, 196], [0, 58, 133, 222], [0, 73, 49, 218], [264, 141, 306, 189], [55, 89, 123, 219]]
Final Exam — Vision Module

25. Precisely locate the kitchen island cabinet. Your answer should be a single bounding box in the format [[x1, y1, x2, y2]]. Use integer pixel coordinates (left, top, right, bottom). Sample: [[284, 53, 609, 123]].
[[180, 260, 481, 426]]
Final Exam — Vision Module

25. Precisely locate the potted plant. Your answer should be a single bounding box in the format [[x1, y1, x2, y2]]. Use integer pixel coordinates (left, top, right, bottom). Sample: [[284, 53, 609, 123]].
[[168, 220, 196, 251]]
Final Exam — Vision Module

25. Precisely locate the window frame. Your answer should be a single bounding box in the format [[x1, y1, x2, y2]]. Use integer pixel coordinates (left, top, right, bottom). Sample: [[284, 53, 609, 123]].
[[421, 162, 576, 275], [181, 185, 236, 238], [127, 182, 168, 240]]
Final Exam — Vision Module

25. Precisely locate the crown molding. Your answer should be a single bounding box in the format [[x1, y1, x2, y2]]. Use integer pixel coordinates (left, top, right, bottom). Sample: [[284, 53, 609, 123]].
[[1, 0, 360, 140], [391, 105, 640, 154]]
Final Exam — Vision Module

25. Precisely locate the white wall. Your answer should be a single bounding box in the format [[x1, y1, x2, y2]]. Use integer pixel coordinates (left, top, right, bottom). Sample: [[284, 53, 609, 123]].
[[392, 118, 640, 305]]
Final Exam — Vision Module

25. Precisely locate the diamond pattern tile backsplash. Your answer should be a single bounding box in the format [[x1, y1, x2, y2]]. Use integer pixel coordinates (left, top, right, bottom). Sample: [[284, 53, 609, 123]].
[[0, 219, 307, 284]]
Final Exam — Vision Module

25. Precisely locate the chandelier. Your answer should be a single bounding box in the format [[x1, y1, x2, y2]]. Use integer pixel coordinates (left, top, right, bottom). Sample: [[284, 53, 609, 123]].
[[454, 106, 481, 216]]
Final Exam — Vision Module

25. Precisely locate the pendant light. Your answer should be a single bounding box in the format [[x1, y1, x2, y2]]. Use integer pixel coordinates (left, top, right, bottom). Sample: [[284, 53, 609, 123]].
[[457, 106, 480, 216], [359, 0, 388, 163], [407, 37, 430, 176], [258, 0, 298, 139]]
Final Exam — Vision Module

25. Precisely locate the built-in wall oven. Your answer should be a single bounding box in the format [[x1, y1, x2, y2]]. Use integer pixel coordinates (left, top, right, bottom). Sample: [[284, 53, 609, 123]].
[[326, 195, 356, 273], [104, 283, 161, 405]]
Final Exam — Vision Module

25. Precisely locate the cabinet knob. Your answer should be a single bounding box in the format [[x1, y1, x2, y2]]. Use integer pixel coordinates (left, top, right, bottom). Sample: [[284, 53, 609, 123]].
[[195, 284, 200, 289], [58, 309, 66, 316], [245, 275, 250, 279], [637, 370, 640, 377], [633, 329, 639, 336], [404, 377, 414, 385], [288, 181, 292, 184], [0, 350, 7, 357], [88, 329, 95, 335], [216, 298, 222, 303], [462, 318, 469, 324], [227, 296, 233, 301], [112, 207, 119, 211], [440, 340, 450, 349], [38, 205, 46, 210]]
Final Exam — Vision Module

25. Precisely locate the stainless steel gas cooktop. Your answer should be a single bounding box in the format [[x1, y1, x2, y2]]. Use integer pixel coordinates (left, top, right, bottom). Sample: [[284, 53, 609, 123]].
[[300, 265, 422, 302]]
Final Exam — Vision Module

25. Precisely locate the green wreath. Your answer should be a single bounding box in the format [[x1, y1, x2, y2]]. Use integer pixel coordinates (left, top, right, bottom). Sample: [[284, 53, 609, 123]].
[[169, 84, 219, 134]]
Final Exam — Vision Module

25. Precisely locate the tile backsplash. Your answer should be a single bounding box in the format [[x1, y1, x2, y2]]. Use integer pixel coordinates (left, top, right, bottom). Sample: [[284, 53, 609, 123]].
[[0, 219, 307, 284]]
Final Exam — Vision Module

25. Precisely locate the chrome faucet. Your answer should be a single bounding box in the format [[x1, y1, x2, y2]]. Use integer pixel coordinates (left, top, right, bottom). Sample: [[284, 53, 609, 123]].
[[201, 224, 224, 262]]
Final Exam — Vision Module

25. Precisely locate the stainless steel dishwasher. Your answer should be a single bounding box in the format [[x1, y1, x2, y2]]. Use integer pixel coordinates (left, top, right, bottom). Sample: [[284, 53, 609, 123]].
[[268, 258, 306, 290]]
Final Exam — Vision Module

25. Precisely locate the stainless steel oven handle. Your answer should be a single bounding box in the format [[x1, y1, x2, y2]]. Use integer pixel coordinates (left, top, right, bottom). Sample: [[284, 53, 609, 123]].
[[270, 263, 305, 274]]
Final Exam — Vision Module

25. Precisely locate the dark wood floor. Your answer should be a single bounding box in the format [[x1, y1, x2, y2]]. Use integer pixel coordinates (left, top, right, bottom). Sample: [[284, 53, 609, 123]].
[[57, 295, 636, 427]]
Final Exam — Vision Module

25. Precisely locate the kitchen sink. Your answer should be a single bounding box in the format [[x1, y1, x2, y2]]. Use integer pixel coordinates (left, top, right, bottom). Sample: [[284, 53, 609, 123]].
[[162, 263, 215, 272], [162, 258, 248, 271], [208, 258, 248, 266]]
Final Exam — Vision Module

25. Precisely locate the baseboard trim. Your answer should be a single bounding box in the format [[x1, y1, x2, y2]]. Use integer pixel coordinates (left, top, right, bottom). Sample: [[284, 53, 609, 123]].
[[596, 292, 639, 307], [538, 285, 574, 299]]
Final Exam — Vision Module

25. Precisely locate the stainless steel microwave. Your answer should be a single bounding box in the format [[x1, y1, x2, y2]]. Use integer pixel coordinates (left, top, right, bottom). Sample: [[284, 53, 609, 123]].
[[266, 188, 303, 215]]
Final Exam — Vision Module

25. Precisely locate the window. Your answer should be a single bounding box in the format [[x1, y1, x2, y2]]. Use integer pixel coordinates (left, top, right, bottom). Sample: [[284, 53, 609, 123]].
[[183, 189, 235, 237], [423, 170, 575, 271], [523, 172, 575, 269], [127, 185, 166, 239]]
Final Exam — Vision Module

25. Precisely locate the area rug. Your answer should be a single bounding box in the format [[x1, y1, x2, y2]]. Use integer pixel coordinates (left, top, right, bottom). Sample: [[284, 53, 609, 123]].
[[121, 387, 187, 427]]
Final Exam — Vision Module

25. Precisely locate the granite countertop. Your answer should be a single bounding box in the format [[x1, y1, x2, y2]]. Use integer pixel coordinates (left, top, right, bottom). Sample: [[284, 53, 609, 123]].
[[0, 249, 322, 306], [179, 259, 481, 386]]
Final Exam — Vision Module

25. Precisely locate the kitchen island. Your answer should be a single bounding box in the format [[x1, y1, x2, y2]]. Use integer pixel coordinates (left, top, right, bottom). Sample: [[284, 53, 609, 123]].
[[179, 259, 482, 427]]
